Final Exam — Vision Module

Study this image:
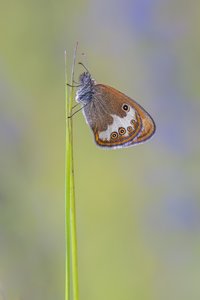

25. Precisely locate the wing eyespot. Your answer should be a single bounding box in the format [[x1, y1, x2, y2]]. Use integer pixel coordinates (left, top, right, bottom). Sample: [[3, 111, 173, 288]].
[[110, 132, 118, 139], [127, 126, 133, 132], [130, 119, 136, 126], [122, 104, 130, 112], [118, 127, 126, 135]]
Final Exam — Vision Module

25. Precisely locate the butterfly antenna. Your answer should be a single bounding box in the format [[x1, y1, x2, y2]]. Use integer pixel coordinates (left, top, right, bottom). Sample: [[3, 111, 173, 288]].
[[81, 52, 89, 68], [78, 62, 90, 73]]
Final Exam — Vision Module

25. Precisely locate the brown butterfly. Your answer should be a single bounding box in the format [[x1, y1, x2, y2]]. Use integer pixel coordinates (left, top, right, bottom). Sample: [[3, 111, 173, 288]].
[[74, 63, 156, 149]]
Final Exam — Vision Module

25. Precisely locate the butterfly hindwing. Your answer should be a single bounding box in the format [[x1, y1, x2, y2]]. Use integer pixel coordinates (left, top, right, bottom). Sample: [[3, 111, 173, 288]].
[[83, 84, 155, 148]]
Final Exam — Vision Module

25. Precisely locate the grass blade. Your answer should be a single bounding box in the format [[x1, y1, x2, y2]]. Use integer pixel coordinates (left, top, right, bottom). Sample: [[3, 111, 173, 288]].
[[65, 42, 79, 300]]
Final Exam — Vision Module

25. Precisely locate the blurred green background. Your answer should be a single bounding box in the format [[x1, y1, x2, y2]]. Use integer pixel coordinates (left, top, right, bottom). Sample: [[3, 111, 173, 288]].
[[1, 0, 200, 299]]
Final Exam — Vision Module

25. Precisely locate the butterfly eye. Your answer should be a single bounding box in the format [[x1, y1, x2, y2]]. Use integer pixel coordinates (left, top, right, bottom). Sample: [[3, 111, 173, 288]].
[[122, 104, 130, 112], [110, 132, 118, 139]]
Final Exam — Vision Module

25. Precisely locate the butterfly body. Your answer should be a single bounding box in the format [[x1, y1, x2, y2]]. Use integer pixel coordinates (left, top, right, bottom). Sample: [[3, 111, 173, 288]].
[[75, 71, 156, 149]]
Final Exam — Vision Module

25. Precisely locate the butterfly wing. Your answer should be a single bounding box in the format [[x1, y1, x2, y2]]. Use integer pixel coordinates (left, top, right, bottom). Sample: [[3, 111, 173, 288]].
[[83, 84, 155, 148]]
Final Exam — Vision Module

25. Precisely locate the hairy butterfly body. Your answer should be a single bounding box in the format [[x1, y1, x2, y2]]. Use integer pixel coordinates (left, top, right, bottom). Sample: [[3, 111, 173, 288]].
[[75, 71, 156, 149]]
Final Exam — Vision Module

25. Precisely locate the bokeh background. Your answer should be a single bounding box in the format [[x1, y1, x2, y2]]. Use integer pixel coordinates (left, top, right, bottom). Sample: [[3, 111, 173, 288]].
[[1, 0, 200, 299]]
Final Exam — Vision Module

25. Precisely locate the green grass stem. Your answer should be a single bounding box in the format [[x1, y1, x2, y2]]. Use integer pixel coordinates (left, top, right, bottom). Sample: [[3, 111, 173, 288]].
[[65, 43, 79, 300]]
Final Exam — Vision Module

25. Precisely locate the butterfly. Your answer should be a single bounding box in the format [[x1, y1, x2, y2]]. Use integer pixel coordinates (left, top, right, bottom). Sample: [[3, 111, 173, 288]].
[[74, 63, 156, 149]]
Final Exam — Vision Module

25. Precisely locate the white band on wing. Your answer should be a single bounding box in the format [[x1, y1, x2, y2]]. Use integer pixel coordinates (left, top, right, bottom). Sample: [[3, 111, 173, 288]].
[[99, 107, 136, 141]]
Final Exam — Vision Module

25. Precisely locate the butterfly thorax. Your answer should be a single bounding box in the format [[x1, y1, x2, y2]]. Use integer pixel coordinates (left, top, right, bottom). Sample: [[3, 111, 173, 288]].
[[76, 72, 96, 104]]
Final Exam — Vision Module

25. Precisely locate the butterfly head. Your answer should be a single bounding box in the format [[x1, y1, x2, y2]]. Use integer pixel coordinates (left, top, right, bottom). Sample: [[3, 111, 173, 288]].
[[79, 71, 92, 84], [76, 72, 96, 104]]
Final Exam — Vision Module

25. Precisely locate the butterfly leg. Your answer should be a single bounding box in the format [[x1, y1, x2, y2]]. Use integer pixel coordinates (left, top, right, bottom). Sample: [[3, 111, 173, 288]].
[[68, 103, 89, 118], [72, 103, 79, 110], [73, 79, 79, 85], [67, 83, 81, 88]]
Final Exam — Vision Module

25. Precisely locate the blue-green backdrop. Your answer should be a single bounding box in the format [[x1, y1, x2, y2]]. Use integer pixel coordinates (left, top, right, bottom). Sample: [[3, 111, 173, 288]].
[[0, 0, 200, 299]]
